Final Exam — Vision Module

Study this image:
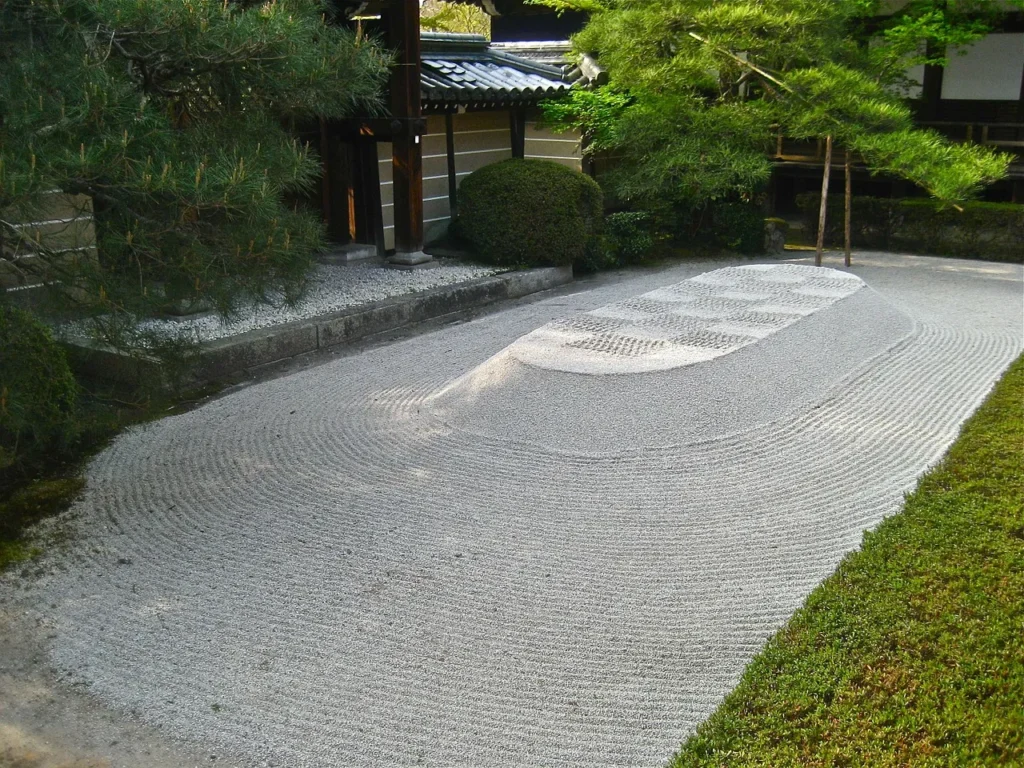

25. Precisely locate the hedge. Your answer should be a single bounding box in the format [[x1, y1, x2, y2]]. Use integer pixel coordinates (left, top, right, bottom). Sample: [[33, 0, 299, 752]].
[[795, 194, 1024, 263], [455, 158, 603, 268], [0, 305, 78, 482]]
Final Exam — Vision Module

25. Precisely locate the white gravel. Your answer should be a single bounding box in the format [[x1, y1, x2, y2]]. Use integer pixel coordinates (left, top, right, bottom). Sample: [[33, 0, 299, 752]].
[[5, 252, 1022, 768], [135, 259, 504, 343]]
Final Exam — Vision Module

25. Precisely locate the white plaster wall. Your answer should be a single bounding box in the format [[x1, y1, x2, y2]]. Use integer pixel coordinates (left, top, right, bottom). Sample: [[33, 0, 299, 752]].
[[941, 33, 1024, 101]]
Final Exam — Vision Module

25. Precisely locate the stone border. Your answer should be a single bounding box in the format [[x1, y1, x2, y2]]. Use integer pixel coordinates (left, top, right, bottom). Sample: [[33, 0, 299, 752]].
[[62, 266, 573, 387]]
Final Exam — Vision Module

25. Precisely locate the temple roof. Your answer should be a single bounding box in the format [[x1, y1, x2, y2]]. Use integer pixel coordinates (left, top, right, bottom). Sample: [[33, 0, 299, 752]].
[[420, 32, 578, 108], [338, 1, 556, 18]]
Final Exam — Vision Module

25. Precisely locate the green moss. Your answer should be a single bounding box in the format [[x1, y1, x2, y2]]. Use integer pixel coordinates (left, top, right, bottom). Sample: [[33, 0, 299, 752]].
[[0, 476, 85, 570], [670, 354, 1024, 767], [455, 158, 604, 268]]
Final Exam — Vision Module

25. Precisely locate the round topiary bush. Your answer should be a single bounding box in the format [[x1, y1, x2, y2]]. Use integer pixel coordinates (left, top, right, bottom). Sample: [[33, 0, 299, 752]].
[[0, 305, 78, 475], [456, 158, 603, 268]]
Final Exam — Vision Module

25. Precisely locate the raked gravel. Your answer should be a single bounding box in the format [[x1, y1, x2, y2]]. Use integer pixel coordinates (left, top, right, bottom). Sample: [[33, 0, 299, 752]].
[[130, 259, 504, 343], [4, 252, 1022, 768]]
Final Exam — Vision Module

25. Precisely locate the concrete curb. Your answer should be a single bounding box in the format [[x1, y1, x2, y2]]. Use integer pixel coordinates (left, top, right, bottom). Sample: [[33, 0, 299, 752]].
[[63, 266, 573, 386]]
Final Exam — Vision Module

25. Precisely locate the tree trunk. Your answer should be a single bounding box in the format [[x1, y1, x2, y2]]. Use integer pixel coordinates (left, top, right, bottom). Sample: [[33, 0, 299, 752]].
[[815, 135, 833, 267], [845, 150, 852, 267]]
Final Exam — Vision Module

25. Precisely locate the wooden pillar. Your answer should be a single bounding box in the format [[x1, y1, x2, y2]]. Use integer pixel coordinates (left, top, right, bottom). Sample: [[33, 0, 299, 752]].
[[319, 120, 354, 244], [355, 134, 387, 258], [319, 118, 332, 229], [510, 108, 526, 160], [386, 0, 429, 265]]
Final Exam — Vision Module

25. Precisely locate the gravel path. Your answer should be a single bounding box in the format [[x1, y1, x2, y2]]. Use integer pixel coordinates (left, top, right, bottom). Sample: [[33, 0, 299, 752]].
[[3, 252, 1021, 768]]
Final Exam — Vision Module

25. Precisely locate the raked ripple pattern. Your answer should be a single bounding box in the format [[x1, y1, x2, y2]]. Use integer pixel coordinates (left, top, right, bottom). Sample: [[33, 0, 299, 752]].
[[509, 264, 863, 373], [13, 256, 1023, 768]]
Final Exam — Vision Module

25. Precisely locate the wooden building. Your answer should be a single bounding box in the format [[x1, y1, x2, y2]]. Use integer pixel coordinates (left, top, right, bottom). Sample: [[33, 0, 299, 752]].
[[771, 4, 1024, 211], [330, 1, 591, 265]]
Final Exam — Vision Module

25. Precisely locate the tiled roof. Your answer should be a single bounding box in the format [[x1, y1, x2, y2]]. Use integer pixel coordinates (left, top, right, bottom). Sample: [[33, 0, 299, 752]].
[[490, 40, 575, 72], [420, 32, 573, 107]]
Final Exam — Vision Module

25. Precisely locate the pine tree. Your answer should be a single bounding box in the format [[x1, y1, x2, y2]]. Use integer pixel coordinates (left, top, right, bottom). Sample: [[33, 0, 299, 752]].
[[0, 0, 388, 349], [540, 0, 1016, 214]]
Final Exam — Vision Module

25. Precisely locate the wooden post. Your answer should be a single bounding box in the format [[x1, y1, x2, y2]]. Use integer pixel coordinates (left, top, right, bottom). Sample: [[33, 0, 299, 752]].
[[319, 118, 332, 229], [510, 108, 526, 160], [358, 136, 387, 259], [387, 0, 429, 265], [815, 135, 833, 267], [844, 150, 852, 268]]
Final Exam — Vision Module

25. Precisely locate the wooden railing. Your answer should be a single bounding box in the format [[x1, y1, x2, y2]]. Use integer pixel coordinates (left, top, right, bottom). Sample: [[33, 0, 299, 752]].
[[917, 121, 1024, 151]]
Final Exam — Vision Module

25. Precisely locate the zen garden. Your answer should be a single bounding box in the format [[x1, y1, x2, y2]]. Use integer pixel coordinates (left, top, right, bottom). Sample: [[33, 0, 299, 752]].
[[1, 1, 1022, 766]]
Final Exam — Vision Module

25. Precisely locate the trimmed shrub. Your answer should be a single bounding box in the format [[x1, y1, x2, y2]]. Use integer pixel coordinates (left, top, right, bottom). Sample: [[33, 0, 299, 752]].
[[670, 201, 767, 255], [707, 202, 765, 254], [605, 211, 656, 263], [0, 306, 78, 479], [455, 159, 604, 268], [795, 194, 1024, 263]]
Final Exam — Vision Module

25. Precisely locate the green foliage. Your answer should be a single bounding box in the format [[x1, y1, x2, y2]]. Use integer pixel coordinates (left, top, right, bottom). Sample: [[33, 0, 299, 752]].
[[579, 210, 660, 272], [0, 0, 388, 352], [0, 305, 78, 477], [671, 353, 1024, 767], [456, 159, 603, 268], [540, 88, 632, 154], [795, 194, 1024, 263], [604, 211, 656, 263], [538, 0, 1012, 210], [707, 202, 765, 254], [421, 1, 491, 37]]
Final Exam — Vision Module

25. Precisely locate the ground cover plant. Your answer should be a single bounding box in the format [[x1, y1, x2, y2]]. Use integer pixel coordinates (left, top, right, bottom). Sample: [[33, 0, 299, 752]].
[[671, 354, 1024, 766]]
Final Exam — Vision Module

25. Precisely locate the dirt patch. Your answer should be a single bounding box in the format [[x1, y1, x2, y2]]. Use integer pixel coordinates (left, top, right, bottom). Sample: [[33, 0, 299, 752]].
[[0, 600, 241, 768], [0, 724, 109, 767]]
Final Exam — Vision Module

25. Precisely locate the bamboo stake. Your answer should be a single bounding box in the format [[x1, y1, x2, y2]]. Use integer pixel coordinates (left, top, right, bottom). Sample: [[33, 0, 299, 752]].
[[844, 150, 852, 267], [815, 135, 833, 267]]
